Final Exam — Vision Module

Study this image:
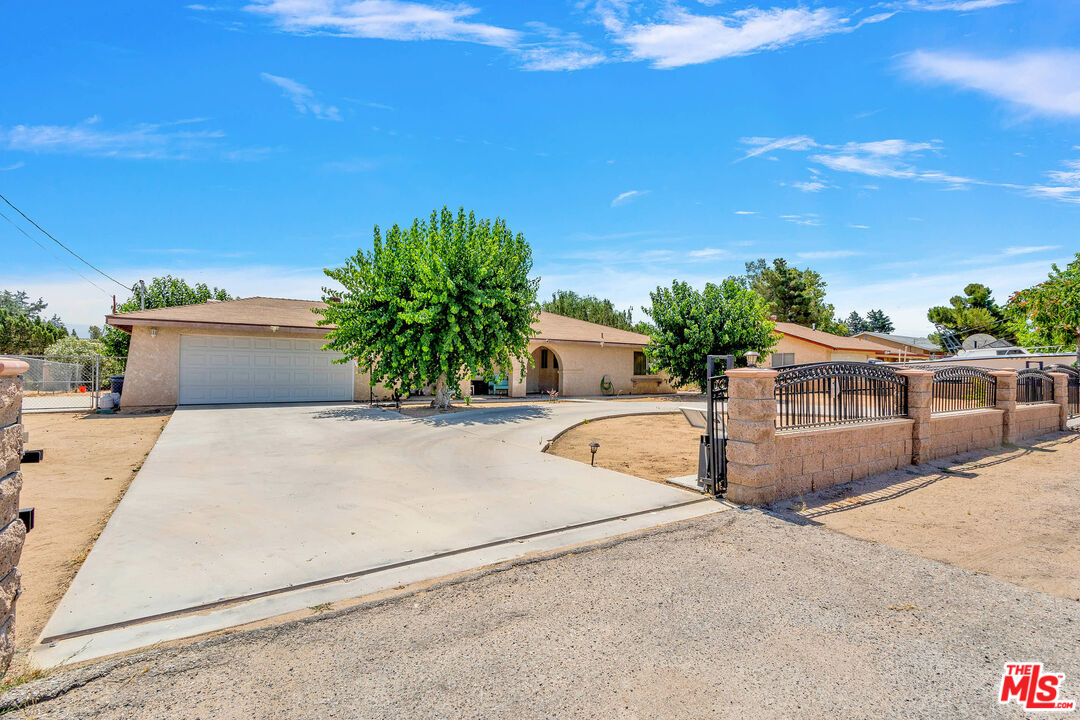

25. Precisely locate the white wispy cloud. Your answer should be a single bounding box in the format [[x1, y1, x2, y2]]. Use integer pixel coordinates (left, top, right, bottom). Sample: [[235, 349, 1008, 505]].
[[848, 224, 870, 229], [611, 189, 650, 207], [780, 213, 822, 226], [738, 135, 817, 161], [1003, 245, 1061, 255], [1026, 160, 1080, 204], [791, 180, 827, 192], [261, 73, 342, 121], [0, 116, 225, 159], [0, 162, 24, 171], [688, 247, 729, 259], [897, 0, 1014, 10], [517, 21, 605, 71], [734, 210, 757, 215], [246, 0, 519, 46], [606, 6, 851, 69], [904, 50, 1080, 118], [797, 249, 860, 259]]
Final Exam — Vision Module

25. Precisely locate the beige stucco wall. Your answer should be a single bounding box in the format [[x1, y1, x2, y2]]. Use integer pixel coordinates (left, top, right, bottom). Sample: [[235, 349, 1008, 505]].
[[768, 335, 879, 366], [121, 327, 667, 407], [509, 342, 673, 398]]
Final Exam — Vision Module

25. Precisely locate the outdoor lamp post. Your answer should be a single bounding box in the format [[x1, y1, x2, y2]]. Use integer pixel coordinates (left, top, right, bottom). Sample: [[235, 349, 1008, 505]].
[[745, 351, 760, 368], [589, 442, 599, 466]]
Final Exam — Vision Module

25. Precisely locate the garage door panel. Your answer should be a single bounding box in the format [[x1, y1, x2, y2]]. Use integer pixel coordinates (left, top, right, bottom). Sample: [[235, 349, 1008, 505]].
[[180, 335, 353, 405]]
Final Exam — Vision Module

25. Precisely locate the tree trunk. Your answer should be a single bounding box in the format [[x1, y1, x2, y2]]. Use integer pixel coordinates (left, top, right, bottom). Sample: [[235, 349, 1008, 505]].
[[431, 373, 452, 409]]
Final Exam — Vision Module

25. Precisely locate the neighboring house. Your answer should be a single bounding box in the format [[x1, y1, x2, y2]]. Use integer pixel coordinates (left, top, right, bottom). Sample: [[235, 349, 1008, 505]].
[[105, 297, 672, 408], [768, 322, 893, 367], [852, 331, 944, 361]]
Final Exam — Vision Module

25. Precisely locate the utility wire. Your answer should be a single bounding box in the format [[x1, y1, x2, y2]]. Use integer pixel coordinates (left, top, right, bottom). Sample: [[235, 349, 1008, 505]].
[[0, 209, 112, 296], [0, 192, 132, 292]]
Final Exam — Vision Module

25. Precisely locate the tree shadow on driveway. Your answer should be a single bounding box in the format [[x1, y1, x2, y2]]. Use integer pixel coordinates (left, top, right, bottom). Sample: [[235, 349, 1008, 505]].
[[414, 405, 552, 427]]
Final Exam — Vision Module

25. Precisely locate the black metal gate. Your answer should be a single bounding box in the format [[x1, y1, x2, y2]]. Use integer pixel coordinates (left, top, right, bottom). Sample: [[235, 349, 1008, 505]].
[[697, 355, 732, 496], [1049, 365, 1079, 418]]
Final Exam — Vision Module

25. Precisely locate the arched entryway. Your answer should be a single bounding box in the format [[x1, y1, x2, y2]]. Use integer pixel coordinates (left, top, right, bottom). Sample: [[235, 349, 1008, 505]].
[[527, 345, 561, 395]]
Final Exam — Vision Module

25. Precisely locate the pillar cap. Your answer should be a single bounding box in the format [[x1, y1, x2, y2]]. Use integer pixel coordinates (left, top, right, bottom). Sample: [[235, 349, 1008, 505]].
[[0, 358, 29, 377], [725, 368, 778, 378]]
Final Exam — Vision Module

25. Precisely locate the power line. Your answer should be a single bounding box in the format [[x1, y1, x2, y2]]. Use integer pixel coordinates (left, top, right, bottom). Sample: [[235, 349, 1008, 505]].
[[0, 192, 132, 292], [0, 209, 112, 296]]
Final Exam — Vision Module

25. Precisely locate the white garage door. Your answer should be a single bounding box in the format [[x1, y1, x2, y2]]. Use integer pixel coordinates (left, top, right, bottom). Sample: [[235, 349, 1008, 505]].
[[179, 335, 354, 405]]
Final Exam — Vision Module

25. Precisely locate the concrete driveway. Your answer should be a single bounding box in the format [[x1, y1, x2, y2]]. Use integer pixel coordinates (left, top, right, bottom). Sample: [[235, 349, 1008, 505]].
[[34, 400, 717, 667]]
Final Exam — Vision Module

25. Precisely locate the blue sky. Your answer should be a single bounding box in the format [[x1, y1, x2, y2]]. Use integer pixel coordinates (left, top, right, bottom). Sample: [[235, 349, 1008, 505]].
[[2, 0, 1078, 336]]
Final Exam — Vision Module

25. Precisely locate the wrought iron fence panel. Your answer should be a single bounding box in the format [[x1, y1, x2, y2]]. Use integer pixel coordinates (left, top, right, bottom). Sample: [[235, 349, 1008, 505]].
[[1016, 368, 1054, 405], [1047, 364, 1079, 417], [774, 362, 907, 430], [930, 366, 997, 414]]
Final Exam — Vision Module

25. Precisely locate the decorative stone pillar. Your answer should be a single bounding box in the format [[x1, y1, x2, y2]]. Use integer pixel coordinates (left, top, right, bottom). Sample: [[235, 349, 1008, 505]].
[[724, 368, 778, 505], [895, 368, 933, 465], [1048, 371, 1070, 431], [0, 358, 28, 673], [991, 370, 1018, 444]]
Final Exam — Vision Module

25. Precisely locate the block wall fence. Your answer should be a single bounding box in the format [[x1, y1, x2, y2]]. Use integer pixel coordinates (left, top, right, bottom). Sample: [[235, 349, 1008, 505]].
[[724, 367, 1074, 506], [0, 358, 28, 673]]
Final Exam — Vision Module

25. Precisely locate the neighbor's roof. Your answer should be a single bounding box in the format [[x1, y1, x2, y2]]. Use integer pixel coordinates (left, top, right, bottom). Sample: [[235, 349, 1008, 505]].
[[775, 322, 893, 353], [854, 331, 941, 353], [106, 298, 651, 346]]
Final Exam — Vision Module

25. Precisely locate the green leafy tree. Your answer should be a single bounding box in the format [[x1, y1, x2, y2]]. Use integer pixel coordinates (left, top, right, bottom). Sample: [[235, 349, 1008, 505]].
[[864, 309, 895, 334], [1007, 253, 1080, 364], [0, 289, 67, 354], [744, 258, 846, 334], [0, 290, 48, 319], [644, 278, 778, 390], [845, 311, 867, 334], [541, 290, 636, 331], [103, 275, 232, 357], [318, 207, 539, 409], [927, 283, 1007, 347], [0, 309, 67, 354]]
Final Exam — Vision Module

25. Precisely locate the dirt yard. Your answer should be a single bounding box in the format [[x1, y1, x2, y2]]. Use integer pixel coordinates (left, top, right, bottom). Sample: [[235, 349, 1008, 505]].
[[771, 430, 1080, 601], [546, 412, 700, 482], [12, 411, 170, 668]]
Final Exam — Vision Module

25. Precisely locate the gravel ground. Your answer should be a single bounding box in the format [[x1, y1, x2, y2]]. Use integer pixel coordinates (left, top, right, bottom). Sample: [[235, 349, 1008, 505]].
[[5, 509, 1077, 719]]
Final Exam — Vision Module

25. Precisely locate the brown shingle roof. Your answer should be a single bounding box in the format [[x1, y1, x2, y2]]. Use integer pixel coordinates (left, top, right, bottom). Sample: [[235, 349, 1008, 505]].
[[106, 297, 329, 330], [775, 322, 892, 353], [106, 299, 652, 347]]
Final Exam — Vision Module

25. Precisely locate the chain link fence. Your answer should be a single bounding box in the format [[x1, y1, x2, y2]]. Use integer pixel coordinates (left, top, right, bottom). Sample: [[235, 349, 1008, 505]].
[[13, 355, 127, 413]]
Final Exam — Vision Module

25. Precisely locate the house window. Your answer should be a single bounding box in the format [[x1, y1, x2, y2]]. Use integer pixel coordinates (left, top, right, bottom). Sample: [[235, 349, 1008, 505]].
[[633, 351, 648, 375], [771, 352, 795, 368], [541, 349, 548, 369]]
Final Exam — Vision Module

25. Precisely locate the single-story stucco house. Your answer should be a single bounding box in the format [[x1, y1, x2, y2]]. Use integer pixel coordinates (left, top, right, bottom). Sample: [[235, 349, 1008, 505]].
[[106, 297, 673, 408], [768, 321, 893, 367], [851, 331, 943, 361]]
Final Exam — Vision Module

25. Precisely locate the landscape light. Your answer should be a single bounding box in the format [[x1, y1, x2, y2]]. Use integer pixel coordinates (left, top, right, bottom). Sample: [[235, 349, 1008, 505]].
[[589, 442, 599, 466]]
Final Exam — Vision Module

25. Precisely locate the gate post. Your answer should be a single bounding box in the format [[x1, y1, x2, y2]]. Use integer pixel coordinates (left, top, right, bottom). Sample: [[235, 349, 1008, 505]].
[[895, 368, 932, 465], [0, 358, 28, 674], [724, 367, 778, 505], [1048, 371, 1069, 430], [991, 370, 1018, 443]]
